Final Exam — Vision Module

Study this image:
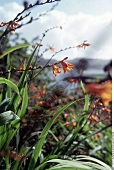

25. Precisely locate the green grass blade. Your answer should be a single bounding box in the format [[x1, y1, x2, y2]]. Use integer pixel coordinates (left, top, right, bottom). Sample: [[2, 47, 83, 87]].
[[28, 100, 76, 170], [45, 157, 111, 170], [12, 147, 31, 170], [3, 122, 20, 149], [60, 82, 89, 156], [0, 98, 10, 113], [5, 156, 10, 170], [47, 159, 91, 170], [0, 78, 19, 94], [76, 155, 112, 170], [0, 44, 30, 59], [17, 45, 38, 90], [7, 45, 38, 111], [17, 80, 28, 118], [80, 81, 89, 114], [0, 125, 7, 150], [6, 53, 11, 98]]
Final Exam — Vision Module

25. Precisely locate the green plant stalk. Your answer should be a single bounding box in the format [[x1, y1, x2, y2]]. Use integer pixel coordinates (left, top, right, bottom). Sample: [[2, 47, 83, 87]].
[[2, 123, 20, 149], [12, 147, 31, 170], [28, 100, 77, 170], [0, 44, 30, 59], [17, 79, 28, 118], [5, 156, 10, 170], [34, 155, 58, 170], [6, 53, 11, 98], [0, 78, 19, 95], [59, 81, 89, 155], [50, 97, 85, 155], [7, 45, 38, 112], [0, 45, 38, 162], [0, 125, 7, 149]]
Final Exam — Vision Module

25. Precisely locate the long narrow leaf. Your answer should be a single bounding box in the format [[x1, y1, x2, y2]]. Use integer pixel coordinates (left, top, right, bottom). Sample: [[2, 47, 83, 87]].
[[17, 45, 38, 89], [17, 80, 28, 118], [80, 81, 89, 114], [6, 53, 11, 98], [0, 125, 7, 150], [76, 155, 111, 170], [0, 78, 19, 94], [3, 123, 20, 149], [45, 157, 111, 170], [0, 98, 10, 113], [0, 44, 30, 58], [7, 45, 38, 111], [0, 111, 20, 126], [47, 159, 91, 170], [28, 100, 76, 170]]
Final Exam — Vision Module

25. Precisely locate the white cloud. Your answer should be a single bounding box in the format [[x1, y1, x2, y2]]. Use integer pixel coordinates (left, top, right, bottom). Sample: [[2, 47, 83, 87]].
[[0, 2, 23, 21], [0, 2, 112, 60], [34, 10, 112, 60]]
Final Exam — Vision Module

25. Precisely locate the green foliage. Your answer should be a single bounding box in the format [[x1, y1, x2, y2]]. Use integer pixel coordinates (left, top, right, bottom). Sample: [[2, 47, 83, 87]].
[[45, 156, 112, 170], [0, 14, 111, 170], [0, 111, 20, 126], [0, 43, 35, 152], [0, 44, 30, 59], [0, 78, 19, 94], [0, 98, 10, 113], [28, 101, 77, 170]]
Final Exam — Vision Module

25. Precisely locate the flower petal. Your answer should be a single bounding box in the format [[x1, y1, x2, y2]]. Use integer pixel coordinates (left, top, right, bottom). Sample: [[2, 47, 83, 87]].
[[86, 81, 112, 106], [52, 64, 61, 76]]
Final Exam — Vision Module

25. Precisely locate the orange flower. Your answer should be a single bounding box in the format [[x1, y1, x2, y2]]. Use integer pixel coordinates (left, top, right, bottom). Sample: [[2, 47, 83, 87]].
[[93, 134, 100, 140], [86, 81, 112, 106], [60, 61, 74, 73], [82, 42, 91, 49], [89, 115, 99, 124], [77, 41, 91, 49], [89, 103, 95, 108], [52, 64, 61, 76], [64, 121, 71, 128], [49, 47, 55, 52], [58, 57, 74, 73], [77, 44, 83, 49], [58, 136, 64, 141], [72, 121, 76, 127], [1, 21, 19, 31], [37, 101, 45, 107], [16, 63, 25, 72]]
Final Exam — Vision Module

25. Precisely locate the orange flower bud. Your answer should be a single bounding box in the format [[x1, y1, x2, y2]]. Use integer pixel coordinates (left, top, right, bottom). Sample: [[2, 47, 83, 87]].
[[52, 64, 61, 76]]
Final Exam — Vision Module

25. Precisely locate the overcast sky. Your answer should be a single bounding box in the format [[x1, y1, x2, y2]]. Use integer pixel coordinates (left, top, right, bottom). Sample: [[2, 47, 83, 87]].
[[0, 0, 112, 60]]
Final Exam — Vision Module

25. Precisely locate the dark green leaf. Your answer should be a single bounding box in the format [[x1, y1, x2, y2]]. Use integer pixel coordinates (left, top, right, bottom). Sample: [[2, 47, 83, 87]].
[[28, 100, 76, 170], [0, 98, 10, 113], [0, 111, 20, 126], [0, 78, 19, 94], [0, 44, 30, 58]]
